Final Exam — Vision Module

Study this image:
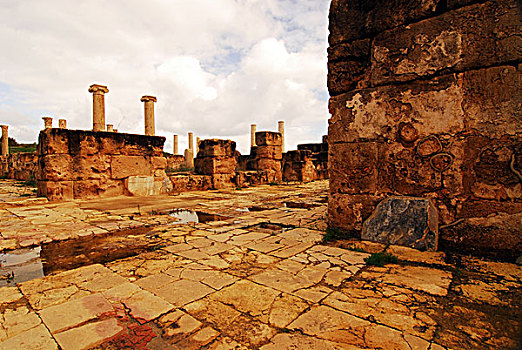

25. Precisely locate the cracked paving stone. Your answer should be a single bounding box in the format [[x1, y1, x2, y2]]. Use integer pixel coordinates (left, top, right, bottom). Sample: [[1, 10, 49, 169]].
[[53, 318, 123, 350], [123, 289, 174, 323], [250, 268, 315, 293], [38, 293, 114, 333], [181, 267, 238, 290], [0, 323, 58, 350], [0, 306, 41, 341], [359, 265, 453, 296], [260, 333, 363, 350], [155, 279, 214, 307], [268, 293, 309, 328], [134, 273, 179, 292], [184, 297, 241, 329]]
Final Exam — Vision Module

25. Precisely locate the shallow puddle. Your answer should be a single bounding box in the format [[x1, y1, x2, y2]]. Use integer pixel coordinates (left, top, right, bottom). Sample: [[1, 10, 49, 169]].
[[254, 222, 293, 234], [169, 210, 230, 224], [0, 247, 44, 286]]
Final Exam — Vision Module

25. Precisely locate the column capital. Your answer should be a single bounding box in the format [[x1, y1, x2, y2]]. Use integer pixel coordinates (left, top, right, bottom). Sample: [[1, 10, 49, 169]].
[[140, 95, 157, 103], [1, 125, 7, 132], [88, 84, 109, 94]]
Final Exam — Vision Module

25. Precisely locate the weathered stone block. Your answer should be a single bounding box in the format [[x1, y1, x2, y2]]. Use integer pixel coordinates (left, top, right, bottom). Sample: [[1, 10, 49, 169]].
[[210, 174, 235, 189], [195, 157, 237, 175], [328, 142, 378, 194], [255, 146, 282, 160], [125, 176, 161, 196], [255, 158, 282, 173], [37, 154, 73, 181], [328, 0, 442, 45], [38, 129, 69, 155], [255, 132, 282, 147], [197, 139, 236, 157], [370, 0, 521, 85], [361, 196, 439, 251], [328, 39, 371, 95], [37, 181, 73, 201], [328, 193, 384, 232], [151, 156, 167, 170], [73, 179, 124, 199], [283, 160, 316, 183], [440, 212, 522, 261], [111, 156, 151, 179]]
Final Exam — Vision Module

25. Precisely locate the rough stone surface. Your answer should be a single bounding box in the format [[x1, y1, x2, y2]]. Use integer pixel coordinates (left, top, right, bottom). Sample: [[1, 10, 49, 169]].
[[327, 0, 522, 259], [362, 196, 439, 251]]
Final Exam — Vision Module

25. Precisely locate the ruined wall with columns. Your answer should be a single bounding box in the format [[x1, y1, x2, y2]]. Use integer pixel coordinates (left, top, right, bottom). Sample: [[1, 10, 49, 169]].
[[327, 0, 521, 259], [37, 129, 168, 200]]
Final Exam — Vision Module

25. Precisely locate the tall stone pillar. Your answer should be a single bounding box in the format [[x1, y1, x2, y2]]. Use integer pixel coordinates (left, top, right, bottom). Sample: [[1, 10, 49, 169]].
[[250, 124, 257, 147], [196, 137, 200, 155], [141, 95, 157, 136], [278, 121, 285, 153], [188, 132, 194, 152], [184, 149, 194, 168], [1, 125, 8, 156], [173, 135, 179, 155], [59, 119, 67, 129], [42, 117, 53, 129], [107, 124, 114, 132], [88, 84, 109, 132]]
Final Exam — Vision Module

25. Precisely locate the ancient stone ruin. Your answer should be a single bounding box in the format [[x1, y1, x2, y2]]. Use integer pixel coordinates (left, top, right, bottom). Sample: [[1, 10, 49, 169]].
[[327, 0, 521, 259]]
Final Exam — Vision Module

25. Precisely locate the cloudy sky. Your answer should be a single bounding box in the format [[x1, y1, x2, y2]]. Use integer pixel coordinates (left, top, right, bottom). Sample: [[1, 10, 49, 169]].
[[0, 0, 330, 154]]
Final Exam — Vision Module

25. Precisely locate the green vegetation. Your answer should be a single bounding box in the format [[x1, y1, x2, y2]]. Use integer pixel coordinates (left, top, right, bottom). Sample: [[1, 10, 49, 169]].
[[20, 179, 37, 187], [346, 245, 366, 253], [167, 166, 194, 173], [322, 227, 357, 243], [364, 252, 398, 267]]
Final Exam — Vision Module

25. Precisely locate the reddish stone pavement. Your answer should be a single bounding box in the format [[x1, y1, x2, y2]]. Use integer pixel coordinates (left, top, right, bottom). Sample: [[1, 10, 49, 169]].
[[0, 179, 520, 349]]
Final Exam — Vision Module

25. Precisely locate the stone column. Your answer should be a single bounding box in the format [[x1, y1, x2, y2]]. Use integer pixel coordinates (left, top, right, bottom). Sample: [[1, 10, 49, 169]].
[[250, 124, 257, 147], [42, 117, 53, 129], [278, 121, 285, 153], [107, 124, 114, 132], [58, 119, 67, 129], [88, 84, 109, 132], [188, 132, 194, 152], [1, 125, 8, 156], [184, 149, 194, 168], [173, 135, 179, 155], [141, 95, 157, 136], [196, 137, 200, 155]]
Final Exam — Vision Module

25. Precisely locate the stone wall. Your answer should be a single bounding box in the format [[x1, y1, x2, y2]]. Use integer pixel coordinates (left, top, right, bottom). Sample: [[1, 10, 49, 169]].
[[0, 153, 37, 181], [297, 135, 329, 180], [195, 139, 237, 189], [327, 0, 521, 259], [282, 150, 317, 182], [254, 132, 283, 183], [37, 128, 168, 200], [165, 154, 186, 172]]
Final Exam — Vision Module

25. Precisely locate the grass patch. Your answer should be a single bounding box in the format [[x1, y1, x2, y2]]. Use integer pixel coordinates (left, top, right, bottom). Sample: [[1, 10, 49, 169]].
[[364, 252, 398, 267], [322, 227, 357, 243], [346, 245, 366, 253], [20, 179, 37, 187], [167, 166, 194, 173]]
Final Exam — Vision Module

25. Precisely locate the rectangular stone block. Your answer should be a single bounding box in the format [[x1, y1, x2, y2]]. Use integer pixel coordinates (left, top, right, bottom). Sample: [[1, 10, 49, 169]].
[[38, 129, 69, 155], [284, 150, 312, 163], [37, 154, 73, 181], [328, 142, 378, 194], [328, 39, 371, 95], [361, 196, 439, 251], [255, 145, 282, 160], [255, 158, 282, 173], [73, 179, 125, 199], [370, 0, 521, 86], [110, 155, 151, 179], [255, 132, 282, 147], [327, 193, 384, 232], [37, 180, 73, 201], [125, 176, 161, 196], [197, 139, 236, 157], [210, 174, 235, 189], [195, 157, 237, 175], [328, 73, 466, 144], [328, 0, 443, 45], [151, 156, 167, 170]]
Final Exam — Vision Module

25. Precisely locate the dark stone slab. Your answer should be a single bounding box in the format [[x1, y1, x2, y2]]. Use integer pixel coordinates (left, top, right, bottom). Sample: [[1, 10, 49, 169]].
[[362, 196, 439, 251]]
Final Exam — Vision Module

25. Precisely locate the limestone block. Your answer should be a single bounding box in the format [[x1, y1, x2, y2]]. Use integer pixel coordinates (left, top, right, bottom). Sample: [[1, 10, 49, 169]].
[[37, 154, 73, 181], [328, 74, 466, 144], [38, 129, 69, 155], [255, 146, 282, 160], [71, 155, 111, 180], [110, 156, 151, 179], [151, 156, 167, 170], [37, 181, 74, 201], [125, 176, 161, 196], [197, 139, 236, 157], [195, 157, 237, 175], [255, 132, 282, 147], [170, 175, 212, 192], [361, 196, 439, 251], [328, 142, 378, 194], [284, 150, 312, 163], [255, 158, 281, 173], [328, 0, 442, 45], [73, 179, 125, 199], [283, 160, 317, 183], [210, 174, 235, 189], [370, 0, 521, 85], [440, 212, 522, 262], [327, 193, 384, 232], [328, 39, 371, 95]]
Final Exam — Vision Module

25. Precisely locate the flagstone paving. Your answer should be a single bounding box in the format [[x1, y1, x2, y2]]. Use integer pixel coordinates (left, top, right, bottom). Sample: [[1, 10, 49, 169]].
[[0, 179, 521, 349]]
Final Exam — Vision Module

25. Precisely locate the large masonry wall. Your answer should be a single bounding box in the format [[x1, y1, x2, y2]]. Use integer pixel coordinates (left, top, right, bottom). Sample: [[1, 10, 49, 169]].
[[327, 0, 521, 259], [37, 129, 168, 200], [0, 153, 37, 181]]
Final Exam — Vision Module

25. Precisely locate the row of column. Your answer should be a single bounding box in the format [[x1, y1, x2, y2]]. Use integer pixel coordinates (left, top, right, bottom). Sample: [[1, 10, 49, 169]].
[[250, 121, 285, 152], [88, 84, 156, 136]]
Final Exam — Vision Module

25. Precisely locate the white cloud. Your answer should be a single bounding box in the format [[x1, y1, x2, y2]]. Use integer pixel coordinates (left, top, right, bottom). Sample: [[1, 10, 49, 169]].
[[0, 0, 330, 154]]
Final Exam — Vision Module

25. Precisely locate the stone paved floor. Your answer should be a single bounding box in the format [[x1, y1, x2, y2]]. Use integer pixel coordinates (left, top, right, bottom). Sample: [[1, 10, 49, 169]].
[[0, 179, 520, 349]]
